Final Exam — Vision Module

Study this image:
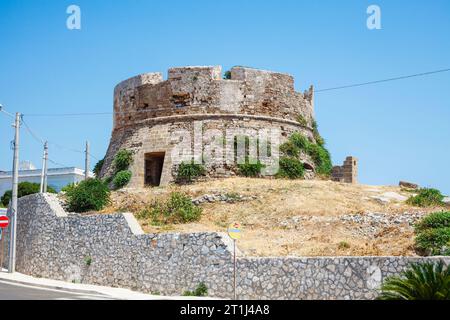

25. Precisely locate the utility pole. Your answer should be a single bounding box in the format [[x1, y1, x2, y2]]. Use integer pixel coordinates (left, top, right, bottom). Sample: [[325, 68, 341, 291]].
[[43, 143, 48, 193], [9, 112, 21, 273], [85, 141, 90, 180], [39, 141, 48, 193]]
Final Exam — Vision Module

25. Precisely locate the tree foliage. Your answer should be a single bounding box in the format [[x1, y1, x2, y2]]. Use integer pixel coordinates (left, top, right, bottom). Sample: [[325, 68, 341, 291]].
[[1, 182, 56, 207]]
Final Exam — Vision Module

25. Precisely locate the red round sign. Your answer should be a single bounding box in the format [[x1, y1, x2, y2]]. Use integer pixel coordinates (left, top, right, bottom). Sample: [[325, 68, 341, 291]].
[[0, 216, 9, 228]]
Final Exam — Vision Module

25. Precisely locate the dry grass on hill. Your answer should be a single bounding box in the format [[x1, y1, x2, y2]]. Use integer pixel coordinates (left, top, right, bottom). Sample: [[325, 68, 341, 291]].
[[104, 178, 445, 257]]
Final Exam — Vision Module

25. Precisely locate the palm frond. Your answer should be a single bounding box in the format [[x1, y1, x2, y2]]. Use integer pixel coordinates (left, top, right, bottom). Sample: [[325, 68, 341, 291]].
[[377, 261, 450, 300]]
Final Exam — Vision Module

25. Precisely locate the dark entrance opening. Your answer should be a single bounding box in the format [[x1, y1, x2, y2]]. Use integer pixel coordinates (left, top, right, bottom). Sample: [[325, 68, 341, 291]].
[[145, 152, 165, 186]]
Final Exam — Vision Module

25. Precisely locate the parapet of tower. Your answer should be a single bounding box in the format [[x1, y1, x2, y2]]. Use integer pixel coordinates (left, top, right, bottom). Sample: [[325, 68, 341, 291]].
[[102, 65, 317, 187], [112, 65, 314, 131]]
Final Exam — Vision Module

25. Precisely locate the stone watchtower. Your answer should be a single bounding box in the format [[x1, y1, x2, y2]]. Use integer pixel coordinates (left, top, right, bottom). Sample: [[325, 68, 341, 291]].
[[100, 66, 317, 187]]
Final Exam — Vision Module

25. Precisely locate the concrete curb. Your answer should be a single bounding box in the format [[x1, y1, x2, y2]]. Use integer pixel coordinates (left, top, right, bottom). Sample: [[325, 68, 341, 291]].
[[0, 270, 217, 300], [0, 276, 108, 297]]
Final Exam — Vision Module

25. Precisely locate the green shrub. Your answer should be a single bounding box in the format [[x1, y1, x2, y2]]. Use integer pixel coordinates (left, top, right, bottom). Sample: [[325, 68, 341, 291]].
[[279, 132, 332, 177], [113, 149, 133, 173], [110, 150, 134, 189], [312, 120, 325, 146], [61, 183, 76, 193], [84, 256, 92, 266], [415, 227, 450, 256], [377, 261, 450, 300], [338, 241, 351, 249], [415, 211, 450, 232], [113, 170, 132, 189], [407, 188, 445, 207], [65, 178, 110, 213], [279, 141, 300, 158], [183, 282, 208, 297], [296, 115, 308, 127], [223, 70, 231, 80], [161, 192, 202, 223], [1, 182, 56, 207], [103, 176, 113, 186], [137, 192, 202, 225], [290, 132, 309, 150], [237, 160, 266, 177], [93, 159, 104, 178], [176, 162, 205, 183], [277, 157, 304, 179], [307, 143, 332, 176], [314, 134, 325, 147], [414, 211, 450, 256]]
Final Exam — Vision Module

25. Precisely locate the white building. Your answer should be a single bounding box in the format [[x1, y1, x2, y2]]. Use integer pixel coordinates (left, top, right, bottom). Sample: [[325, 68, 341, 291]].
[[0, 161, 94, 198]]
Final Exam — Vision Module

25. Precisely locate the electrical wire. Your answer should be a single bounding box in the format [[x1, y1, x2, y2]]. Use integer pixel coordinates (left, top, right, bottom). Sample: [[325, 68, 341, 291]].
[[2, 108, 95, 172], [21, 67, 450, 117], [25, 111, 113, 117], [0, 106, 15, 119], [21, 118, 46, 145], [47, 158, 70, 168], [315, 68, 450, 93], [21, 116, 100, 165]]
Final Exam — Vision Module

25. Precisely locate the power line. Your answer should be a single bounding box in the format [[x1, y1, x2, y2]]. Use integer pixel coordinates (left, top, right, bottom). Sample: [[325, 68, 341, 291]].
[[2, 107, 95, 176], [48, 140, 99, 161], [24, 108, 164, 117], [25, 111, 113, 117], [15, 66, 450, 118], [48, 158, 69, 168], [315, 68, 450, 93], [21, 118, 46, 145], [0, 105, 15, 119], [21, 116, 100, 161]]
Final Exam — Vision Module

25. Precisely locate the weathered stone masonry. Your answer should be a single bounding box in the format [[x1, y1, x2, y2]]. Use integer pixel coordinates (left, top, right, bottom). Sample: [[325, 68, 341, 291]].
[[332, 156, 358, 184], [2, 194, 448, 299], [100, 66, 317, 187]]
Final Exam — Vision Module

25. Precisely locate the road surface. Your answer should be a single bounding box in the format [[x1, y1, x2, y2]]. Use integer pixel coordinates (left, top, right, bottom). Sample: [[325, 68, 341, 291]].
[[0, 280, 115, 300]]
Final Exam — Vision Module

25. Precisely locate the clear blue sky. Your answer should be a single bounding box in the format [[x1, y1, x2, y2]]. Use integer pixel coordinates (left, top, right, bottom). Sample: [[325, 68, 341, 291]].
[[1, 0, 449, 193]]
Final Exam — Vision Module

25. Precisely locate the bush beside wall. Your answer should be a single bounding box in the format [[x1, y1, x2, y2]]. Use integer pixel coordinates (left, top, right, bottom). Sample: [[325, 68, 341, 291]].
[[113, 170, 132, 189], [176, 162, 205, 183], [65, 179, 110, 213], [136, 192, 202, 225], [278, 132, 332, 178], [415, 211, 450, 256]]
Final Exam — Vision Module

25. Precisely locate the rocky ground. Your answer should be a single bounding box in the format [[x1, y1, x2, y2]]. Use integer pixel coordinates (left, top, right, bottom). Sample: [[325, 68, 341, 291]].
[[101, 178, 448, 257]]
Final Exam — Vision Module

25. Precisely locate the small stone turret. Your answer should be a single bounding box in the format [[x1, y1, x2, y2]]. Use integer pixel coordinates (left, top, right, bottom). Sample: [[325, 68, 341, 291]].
[[332, 156, 358, 184]]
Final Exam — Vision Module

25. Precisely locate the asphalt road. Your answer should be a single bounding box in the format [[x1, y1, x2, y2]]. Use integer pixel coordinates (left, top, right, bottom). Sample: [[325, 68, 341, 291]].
[[0, 280, 115, 300]]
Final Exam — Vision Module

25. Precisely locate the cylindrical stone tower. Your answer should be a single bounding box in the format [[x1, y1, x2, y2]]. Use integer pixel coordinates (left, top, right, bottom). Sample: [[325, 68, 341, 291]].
[[100, 65, 317, 187]]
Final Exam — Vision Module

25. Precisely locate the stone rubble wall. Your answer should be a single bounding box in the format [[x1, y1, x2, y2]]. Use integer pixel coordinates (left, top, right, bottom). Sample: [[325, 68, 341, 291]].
[[2, 193, 448, 300], [2, 194, 235, 297], [236, 256, 449, 300]]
